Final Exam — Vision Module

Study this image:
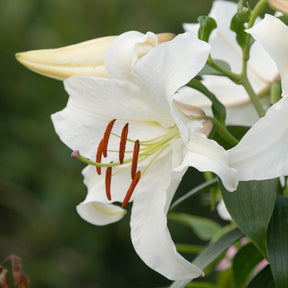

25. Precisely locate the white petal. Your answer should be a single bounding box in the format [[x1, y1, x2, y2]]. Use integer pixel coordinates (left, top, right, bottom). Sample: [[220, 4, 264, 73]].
[[175, 135, 238, 192], [133, 32, 210, 105], [247, 14, 288, 95], [77, 201, 126, 225], [130, 146, 203, 280], [52, 76, 168, 158], [105, 31, 157, 83], [228, 96, 288, 180]]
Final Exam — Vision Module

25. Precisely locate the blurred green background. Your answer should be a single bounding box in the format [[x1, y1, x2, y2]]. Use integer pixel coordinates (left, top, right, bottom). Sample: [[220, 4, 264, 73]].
[[0, 0, 227, 287]]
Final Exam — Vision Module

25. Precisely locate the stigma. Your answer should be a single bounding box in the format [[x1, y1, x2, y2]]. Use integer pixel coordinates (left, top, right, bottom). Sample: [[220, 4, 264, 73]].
[[71, 119, 179, 208]]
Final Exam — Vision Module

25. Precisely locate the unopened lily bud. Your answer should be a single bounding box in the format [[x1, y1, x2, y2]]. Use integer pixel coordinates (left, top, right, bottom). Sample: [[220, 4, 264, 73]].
[[268, 0, 288, 15], [16, 33, 175, 81]]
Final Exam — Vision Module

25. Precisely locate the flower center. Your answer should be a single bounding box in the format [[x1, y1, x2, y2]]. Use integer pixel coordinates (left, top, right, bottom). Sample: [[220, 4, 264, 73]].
[[71, 119, 179, 208]]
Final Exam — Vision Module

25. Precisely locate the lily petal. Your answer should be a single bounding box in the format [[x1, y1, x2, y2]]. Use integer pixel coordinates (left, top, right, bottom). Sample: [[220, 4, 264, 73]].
[[133, 32, 210, 104], [104, 31, 158, 83], [174, 131, 238, 192], [52, 76, 168, 158], [130, 146, 204, 280], [247, 14, 288, 96], [77, 200, 126, 226], [228, 96, 288, 181]]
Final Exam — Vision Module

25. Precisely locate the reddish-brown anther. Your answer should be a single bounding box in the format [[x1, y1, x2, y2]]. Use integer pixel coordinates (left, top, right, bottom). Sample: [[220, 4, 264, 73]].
[[122, 171, 141, 208], [96, 139, 104, 175], [105, 166, 112, 201], [131, 140, 140, 179], [119, 123, 129, 164], [0, 266, 9, 288], [10, 255, 31, 288], [102, 119, 116, 157]]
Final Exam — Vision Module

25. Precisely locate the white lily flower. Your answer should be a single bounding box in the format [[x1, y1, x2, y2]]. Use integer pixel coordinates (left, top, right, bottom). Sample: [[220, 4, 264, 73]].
[[227, 15, 288, 181], [183, 1, 278, 125], [51, 31, 241, 280]]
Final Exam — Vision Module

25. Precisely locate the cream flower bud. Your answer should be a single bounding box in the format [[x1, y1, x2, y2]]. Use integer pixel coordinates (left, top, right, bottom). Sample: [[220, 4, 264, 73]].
[[16, 33, 175, 81], [269, 0, 288, 15]]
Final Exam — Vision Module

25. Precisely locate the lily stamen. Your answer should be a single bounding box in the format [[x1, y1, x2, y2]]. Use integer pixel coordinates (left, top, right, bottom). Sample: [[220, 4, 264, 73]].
[[105, 166, 112, 201], [102, 119, 116, 157], [119, 123, 129, 164], [72, 121, 180, 207], [96, 139, 104, 175], [131, 140, 140, 179], [122, 171, 141, 208]]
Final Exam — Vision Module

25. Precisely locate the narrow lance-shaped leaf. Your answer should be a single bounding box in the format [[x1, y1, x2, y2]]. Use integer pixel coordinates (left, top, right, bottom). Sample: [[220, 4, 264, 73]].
[[267, 195, 288, 288], [219, 179, 278, 258], [170, 228, 244, 288]]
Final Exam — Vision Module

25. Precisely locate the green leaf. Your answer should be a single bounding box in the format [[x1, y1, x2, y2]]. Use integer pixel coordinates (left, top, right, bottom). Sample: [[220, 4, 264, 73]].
[[170, 228, 244, 288], [170, 178, 218, 211], [232, 243, 264, 288], [218, 268, 236, 288], [267, 195, 288, 288], [246, 265, 276, 288], [230, 9, 251, 49], [219, 179, 277, 258], [169, 213, 221, 241], [175, 244, 204, 254], [198, 59, 231, 76], [198, 16, 217, 42]]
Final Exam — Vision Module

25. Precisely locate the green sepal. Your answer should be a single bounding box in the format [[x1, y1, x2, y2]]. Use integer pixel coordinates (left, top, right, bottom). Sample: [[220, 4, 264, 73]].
[[230, 8, 251, 49], [198, 16, 217, 42], [232, 242, 264, 287], [219, 179, 278, 258], [267, 195, 288, 288]]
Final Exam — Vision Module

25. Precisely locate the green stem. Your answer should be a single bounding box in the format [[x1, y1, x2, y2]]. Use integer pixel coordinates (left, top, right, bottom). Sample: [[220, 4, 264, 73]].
[[247, 0, 269, 30], [242, 76, 265, 117], [207, 116, 239, 146], [207, 56, 241, 83]]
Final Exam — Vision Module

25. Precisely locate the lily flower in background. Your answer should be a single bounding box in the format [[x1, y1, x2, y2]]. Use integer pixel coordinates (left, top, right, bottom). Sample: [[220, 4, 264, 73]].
[[16, 33, 175, 80], [227, 15, 288, 182], [183, 1, 279, 126]]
